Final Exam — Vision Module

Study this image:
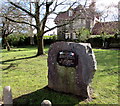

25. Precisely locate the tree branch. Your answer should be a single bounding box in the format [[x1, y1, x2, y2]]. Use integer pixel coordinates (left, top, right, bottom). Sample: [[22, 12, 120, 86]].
[[8, 0, 35, 18], [44, 21, 70, 34], [5, 16, 37, 28], [40, 1, 54, 31], [45, 25, 51, 30], [84, 0, 88, 7], [49, 0, 66, 14]]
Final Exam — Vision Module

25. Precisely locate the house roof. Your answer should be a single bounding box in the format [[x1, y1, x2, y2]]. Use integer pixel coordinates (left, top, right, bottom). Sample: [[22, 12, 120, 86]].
[[92, 21, 118, 35], [54, 5, 96, 24]]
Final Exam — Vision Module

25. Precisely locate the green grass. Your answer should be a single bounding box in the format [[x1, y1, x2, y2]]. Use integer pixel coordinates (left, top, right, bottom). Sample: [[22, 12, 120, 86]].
[[1, 46, 119, 105], [90, 35, 114, 38]]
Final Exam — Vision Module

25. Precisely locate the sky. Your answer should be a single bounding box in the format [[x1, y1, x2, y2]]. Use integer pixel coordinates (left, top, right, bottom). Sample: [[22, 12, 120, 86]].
[[95, 0, 119, 21], [96, 0, 119, 7], [0, 0, 120, 35]]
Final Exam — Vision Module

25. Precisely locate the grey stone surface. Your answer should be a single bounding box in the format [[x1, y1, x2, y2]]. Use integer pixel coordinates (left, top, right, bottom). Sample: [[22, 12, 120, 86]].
[[41, 100, 52, 106], [3, 86, 13, 105], [48, 42, 97, 98]]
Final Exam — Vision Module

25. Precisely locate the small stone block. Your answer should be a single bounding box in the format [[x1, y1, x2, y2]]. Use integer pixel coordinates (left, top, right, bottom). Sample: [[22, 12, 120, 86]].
[[3, 86, 13, 105], [41, 100, 52, 106]]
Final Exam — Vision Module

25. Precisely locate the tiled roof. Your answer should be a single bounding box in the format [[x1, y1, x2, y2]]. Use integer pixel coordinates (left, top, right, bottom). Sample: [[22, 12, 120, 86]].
[[92, 21, 118, 35]]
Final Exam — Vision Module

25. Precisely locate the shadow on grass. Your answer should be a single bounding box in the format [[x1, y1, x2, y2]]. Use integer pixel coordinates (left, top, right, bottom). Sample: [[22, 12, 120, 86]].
[[2, 45, 37, 53], [2, 49, 26, 53], [2, 63, 16, 71], [1, 55, 37, 64], [13, 86, 84, 105]]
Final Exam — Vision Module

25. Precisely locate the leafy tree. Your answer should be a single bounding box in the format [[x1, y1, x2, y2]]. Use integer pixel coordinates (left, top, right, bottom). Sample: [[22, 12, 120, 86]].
[[7, 33, 28, 46], [74, 28, 90, 42]]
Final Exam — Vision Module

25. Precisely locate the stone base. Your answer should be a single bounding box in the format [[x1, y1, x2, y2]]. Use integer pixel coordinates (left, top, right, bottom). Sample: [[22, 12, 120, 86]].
[[48, 84, 91, 99]]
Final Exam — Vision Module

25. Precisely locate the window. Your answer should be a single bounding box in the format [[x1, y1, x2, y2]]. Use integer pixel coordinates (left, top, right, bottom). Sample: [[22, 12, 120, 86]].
[[65, 33, 71, 39], [83, 20, 86, 25], [69, 10, 73, 16], [81, 19, 83, 24], [72, 33, 77, 39]]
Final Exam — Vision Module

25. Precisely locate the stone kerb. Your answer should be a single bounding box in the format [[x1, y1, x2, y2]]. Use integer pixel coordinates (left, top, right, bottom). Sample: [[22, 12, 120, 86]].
[[48, 42, 97, 98]]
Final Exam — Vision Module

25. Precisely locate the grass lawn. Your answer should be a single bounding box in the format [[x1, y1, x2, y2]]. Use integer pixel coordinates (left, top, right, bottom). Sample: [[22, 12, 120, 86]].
[[0, 45, 119, 105]]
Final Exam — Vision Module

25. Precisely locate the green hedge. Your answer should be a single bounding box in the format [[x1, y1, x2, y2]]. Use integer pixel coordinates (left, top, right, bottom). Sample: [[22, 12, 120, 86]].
[[87, 35, 120, 48], [43, 35, 57, 40], [7, 33, 30, 46]]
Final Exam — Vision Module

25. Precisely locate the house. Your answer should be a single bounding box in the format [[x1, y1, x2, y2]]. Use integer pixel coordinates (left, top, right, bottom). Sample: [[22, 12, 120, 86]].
[[118, 1, 120, 31], [54, 0, 99, 40], [92, 21, 118, 35], [118, 1, 120, 21], [0, 26, 2, 38], [91, 1, 120, 35]]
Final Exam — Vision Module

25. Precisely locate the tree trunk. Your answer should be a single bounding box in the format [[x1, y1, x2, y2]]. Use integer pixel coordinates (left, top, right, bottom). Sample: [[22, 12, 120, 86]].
[[6, 41, 11, 51], [4, 37, 10, 51], [36, 35, 44, 56]]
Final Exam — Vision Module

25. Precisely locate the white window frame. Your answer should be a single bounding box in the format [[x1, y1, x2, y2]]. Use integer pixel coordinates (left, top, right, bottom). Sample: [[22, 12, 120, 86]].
[[65, 33, 71, 39], [69, 10, 73, 16]]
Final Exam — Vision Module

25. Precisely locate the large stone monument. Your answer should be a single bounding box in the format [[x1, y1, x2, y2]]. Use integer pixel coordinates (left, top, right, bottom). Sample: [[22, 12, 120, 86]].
[[48, 42, 97, 98]]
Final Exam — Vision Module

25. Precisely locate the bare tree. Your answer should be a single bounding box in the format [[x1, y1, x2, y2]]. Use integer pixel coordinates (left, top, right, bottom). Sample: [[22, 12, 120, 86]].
[[0, 3, 29, 51], [1, 19, 12, 51], [4, 0, 89, 56], [0, 5, 15, 50]]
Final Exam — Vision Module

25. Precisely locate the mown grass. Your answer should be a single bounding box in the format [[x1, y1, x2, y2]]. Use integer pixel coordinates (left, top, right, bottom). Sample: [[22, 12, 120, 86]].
[[0, 46, 119, 105]]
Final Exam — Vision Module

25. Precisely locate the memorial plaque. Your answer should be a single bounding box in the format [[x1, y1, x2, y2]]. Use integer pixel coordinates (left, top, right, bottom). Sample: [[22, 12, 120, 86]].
[[48, 42, 97, 98], [57, 51, 78, 67]]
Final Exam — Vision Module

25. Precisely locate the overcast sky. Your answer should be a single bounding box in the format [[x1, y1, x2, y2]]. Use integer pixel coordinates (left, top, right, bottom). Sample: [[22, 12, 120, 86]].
[[0, 0, 119, 34], [96, 0, 119, 6]]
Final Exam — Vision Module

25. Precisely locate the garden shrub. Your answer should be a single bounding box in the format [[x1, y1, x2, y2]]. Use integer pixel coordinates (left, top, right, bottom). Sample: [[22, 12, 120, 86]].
[[44, 35, 57, 45], [87, 36, 103, 48], [87, 35, 120, 48], [33, 35, 58, 46], [75, 28, 90, 42], [7, 33, 29, 46], [44, 35, 57, 40]]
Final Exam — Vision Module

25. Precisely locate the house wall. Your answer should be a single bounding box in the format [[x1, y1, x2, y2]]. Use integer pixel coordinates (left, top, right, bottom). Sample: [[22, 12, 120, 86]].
[[118, 1, 120, 31], [118, 1, 120, 21], [56, 18, 94, 40], [73, 19, 86, 29]]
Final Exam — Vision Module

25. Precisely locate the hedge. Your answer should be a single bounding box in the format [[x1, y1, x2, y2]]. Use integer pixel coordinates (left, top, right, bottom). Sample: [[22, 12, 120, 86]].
[[7, 33, 30, 47], [87, 36, 120, 48], [6, 33, 120, 49]]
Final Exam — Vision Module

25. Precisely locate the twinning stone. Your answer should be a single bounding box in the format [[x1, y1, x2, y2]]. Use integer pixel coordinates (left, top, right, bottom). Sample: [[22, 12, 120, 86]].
[[48, 42, 97, 98]]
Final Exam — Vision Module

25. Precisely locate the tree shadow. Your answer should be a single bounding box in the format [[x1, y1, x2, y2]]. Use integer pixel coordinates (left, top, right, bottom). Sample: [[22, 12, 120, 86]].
[[2, 63, 16, 71], [13, 86, 85, 105], [2, 49, 26, 53], [1, 55, 37, 64]]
